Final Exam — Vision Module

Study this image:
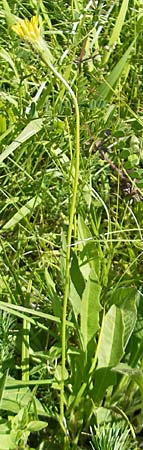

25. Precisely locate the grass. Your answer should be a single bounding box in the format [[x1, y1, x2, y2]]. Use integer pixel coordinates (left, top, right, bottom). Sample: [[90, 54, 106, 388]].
[[0, 0, 143, 449]]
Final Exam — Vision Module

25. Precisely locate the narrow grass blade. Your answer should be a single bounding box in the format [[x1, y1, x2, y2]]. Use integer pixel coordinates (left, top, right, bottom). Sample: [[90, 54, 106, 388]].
[[0, 301, 74, 327], [2, 196, 41, 230], [0, 119, 43, 164], [0, 372, 8, 407], [103, 0, 129, 64], [0, 47, 20, 82], [98, 40, 135, 101]]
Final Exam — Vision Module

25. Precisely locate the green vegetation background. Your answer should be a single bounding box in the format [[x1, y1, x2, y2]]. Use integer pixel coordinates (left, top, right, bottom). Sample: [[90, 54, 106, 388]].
[[0, 0, 143, 449]]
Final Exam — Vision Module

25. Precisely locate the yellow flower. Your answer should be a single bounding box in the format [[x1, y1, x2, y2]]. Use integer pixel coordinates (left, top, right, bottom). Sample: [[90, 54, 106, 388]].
[[12, 15, 54, 64], [12, 16, 40, 43]]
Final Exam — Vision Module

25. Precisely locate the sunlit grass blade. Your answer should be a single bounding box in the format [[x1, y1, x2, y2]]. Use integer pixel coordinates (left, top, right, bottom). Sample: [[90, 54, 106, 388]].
[[0, 47, 20, 82], [98, 39, 136, 101], [1, 196, 41, 230], [0, 119, 43, 164], [0, 301, 75, 328], [103, 0, 129, 64]]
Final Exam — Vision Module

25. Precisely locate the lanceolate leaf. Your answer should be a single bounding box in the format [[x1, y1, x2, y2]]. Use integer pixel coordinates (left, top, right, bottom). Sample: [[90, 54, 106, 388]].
[[110, 287, 138, 348], [80, 269, 102, 352], [91, 367, 116, 404], [69, 252, 85, 319], [97, 305, 124, 368]]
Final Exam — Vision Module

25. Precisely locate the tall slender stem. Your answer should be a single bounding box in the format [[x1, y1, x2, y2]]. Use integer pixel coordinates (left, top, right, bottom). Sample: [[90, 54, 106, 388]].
[[12, 13, 80, 431], [40, 53, 80, 426]]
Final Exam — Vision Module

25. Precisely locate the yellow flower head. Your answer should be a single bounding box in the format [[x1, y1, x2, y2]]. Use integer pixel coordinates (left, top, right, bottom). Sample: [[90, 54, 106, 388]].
[[12, 16, 40, 43]]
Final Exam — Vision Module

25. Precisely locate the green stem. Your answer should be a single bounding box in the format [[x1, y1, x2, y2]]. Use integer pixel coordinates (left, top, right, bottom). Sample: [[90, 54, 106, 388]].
[[22, 280, 32, 382], [40, 51, 80, 426]]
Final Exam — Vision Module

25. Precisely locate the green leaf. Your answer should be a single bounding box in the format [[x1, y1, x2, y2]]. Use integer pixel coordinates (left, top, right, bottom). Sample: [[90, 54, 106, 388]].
[[0, 114, 7, 133], [1, 376, 48, 416], [2, 0, 23, 27], [80, 269, 102, 352], [0, 301, 74, 327], [103, 0, 129, 64], [91, 367, 116, 404], [97, 305, 124, 368], [27, 420, 48, 432], [0, 47, 19, 82], [110, 287, 138, 348], [45, 268, 62, 318], [0, 372, 8, 406], [0, 119, 43, 164], [69, 252, 85, 319], [112, 363, 143, 394], [78, 215, 101, 280], [95, 407, 111, 426], [0, 434, 15, 450], [2, 196, 41, 230], [98, 40, 135, 101]]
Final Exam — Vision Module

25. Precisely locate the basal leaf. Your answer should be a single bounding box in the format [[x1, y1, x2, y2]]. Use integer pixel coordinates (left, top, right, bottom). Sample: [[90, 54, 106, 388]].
[[69, 252, 85, 319], [78, 215, 101, 280], [91, 367, 116, 404], [110, 287, 138, 348], [80, 269, 102, 352], [1, 376, 48, 416], [97, 305, 124, 368]]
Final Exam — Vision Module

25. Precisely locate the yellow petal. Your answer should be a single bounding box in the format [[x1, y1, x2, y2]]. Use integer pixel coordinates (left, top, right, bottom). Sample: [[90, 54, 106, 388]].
[[12, 16, 40, 42]]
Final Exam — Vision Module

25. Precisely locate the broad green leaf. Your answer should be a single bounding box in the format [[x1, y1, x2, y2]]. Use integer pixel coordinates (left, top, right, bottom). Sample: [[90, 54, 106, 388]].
[[80, 269, 102, 352], [78, 215, 101, 280], [91, 367, 116, 404], [1, 376, 48, 416], [98, 40, 135, 101], [110, 287, 138, 348], [2, 196, 41, 230], [54, 364, 69, 381], [97, 305, 124, 368], [112, 363, 143, 396], [69, 252, 85, 319], [0, 119, 43, 164], [103, 0, 129, 64], [0, 434, 15, 450], [112, 362, 140, 377], [27, 420, 48, 432], [95, 407, 111, 426], [121, 300, 137, 349]]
